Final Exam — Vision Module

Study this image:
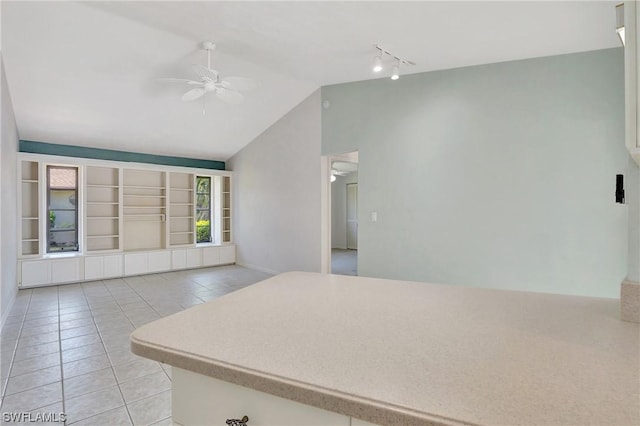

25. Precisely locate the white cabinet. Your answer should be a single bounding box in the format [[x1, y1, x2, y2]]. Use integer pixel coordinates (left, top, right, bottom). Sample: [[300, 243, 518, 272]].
[[220, 245, 235, 264], [85, 254, 123, 280], [124, 252, 149, 275], [173, 368, 351, 426], [21, 260, 51, 287], [148, 251, 171, 273], [172, 249, 187, 270], [103, 254, 123, 278], [51, 258, 81, 284], [202, 246, 220, 266], [84, 256, 103, 281], [186, 248, 202, 268]]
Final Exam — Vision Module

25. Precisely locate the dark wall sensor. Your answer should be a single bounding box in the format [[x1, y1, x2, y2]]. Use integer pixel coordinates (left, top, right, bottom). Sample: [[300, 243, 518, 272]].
[[616, 174, 625, 204]]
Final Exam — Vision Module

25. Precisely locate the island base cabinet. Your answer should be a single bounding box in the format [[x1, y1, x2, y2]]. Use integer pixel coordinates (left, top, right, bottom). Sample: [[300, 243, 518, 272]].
[[172, 368, 352, 426]]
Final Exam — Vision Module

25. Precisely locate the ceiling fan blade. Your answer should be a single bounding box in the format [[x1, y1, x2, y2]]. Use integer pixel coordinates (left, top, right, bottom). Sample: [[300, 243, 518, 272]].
[[157, 78, 202, 85], [216, 88, 243, 104], [222, 76, 257, 92], [192, 64, 218, 82], [182, 87, 206, 102]]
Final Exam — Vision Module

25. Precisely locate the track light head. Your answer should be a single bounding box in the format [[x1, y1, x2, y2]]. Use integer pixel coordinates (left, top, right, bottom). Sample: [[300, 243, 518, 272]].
[[391, 62, 400, 80], [373, 55, 383, 73]]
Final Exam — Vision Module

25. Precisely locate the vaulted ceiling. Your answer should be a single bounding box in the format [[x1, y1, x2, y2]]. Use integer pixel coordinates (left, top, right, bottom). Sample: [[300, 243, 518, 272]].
[[1, 1, 620, 160]]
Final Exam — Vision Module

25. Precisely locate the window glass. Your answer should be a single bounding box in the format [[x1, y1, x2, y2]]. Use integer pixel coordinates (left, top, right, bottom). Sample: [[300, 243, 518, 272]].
[[196, 176, 211, 243], [48, 166, 79, 252]]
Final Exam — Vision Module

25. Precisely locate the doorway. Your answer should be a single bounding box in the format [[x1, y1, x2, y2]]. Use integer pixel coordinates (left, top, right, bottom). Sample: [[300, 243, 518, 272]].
[[326, 153, 358, 276]]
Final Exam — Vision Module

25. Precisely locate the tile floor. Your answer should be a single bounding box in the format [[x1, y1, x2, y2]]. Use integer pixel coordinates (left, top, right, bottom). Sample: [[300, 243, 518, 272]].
[[0, 265, 272, 425]]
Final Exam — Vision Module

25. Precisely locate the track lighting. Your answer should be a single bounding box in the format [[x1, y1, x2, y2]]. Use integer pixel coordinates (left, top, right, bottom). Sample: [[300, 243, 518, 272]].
[[373, 53, 383, 73], [391, 61, 400, 80], [371, 45, 414, 80]]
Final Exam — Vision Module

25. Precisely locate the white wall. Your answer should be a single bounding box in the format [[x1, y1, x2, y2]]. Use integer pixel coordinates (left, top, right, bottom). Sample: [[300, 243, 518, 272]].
[[322, 48, 628, 298], [331, 171, 358, 249], [228, 90, 321, 274], [1, 57, 19, 325], [627, 158, 640, 282]]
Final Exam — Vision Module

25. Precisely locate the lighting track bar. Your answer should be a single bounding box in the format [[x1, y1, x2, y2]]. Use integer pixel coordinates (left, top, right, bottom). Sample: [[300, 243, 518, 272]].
[[374, 45, 415, 66]]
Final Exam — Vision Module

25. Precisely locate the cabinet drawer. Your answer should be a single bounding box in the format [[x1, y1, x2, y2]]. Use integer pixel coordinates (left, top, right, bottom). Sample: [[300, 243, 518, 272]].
[[124, 253, 148, 275], [173, 368, 350, 426], [202, 246, 220, 266], [220, 245, 235, 264], [51, 258, 81, 283], [21, 260, 51, 287], [148, 251, 171, 273], [103, 255, 123, 278]]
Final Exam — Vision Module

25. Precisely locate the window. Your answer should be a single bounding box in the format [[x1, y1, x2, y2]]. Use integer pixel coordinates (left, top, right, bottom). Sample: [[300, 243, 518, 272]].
[[196, 176, 212, 243], [47, 166, 79, 252]]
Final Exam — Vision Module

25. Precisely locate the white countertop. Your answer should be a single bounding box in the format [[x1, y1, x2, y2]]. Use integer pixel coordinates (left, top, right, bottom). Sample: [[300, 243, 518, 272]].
[[131, 272, 640, 425]]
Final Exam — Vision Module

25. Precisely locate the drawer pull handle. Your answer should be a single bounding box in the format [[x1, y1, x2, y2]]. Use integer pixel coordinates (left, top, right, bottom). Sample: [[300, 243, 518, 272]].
[[226, 415, 249, 426]]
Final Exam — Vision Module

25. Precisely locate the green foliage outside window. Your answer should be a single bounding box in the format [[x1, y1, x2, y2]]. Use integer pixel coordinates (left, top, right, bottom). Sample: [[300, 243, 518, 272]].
[[196, 220, 210, 243]]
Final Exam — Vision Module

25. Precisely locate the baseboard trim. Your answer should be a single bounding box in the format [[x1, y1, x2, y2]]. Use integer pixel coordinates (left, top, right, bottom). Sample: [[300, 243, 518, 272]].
[[621, 280, 640, 323], [236, 262, 279, 276], [1, 291, 17, 330]]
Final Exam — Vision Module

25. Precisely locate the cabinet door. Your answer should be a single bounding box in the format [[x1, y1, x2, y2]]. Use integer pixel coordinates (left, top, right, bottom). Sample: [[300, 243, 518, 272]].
[[21, 260, 51, 287], [103, 255, 123, 278], [124, 253, 149, 275], [173, 368, 349, 426], [51, 258, 81, 284], [202, 247, 220, 266], [84, 256, 103, 281], [172, 249, 187, 270], [148, 251, 171, 273], [220, 245, 236, 264], [186, 248, 202, 268]]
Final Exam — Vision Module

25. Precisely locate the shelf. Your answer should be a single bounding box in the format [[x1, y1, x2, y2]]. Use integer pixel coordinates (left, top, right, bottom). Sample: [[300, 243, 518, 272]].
[[123, 194, 166, 198], [123, 185, 165, 190], [22, 180, 38, 183], [171, 203, 193, 206], [87, 235, 119, 239], [171, 216, 194, 219], [170, 188, 194, 192], [22, 238, 39, 242], [124, 206, 166, 209], [170, 231, 194, 235], [22, 217, 38, 220], [50, 228, 76, 232], [87, 184, 119, 188], [222, 192, 231, 194], [87, 216, 118, 219], [87, 202, 119, 205]]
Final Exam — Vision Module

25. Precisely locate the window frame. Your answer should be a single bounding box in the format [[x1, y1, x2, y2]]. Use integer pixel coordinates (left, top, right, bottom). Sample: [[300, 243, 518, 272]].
[[46, 165, 79, 253], [195, 175, 212, 244]]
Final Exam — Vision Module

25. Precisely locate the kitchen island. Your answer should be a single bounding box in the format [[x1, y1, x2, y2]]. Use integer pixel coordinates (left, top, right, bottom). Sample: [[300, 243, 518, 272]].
[[131, 272, 639, 425]]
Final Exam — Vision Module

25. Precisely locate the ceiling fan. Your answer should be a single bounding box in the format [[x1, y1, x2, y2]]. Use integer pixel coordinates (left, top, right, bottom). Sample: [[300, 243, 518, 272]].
[[160, 41, 256, 114]]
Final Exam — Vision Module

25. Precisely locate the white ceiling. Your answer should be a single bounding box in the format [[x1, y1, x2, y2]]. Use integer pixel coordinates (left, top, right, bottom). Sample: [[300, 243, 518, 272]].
[[2, 1, 621, 161]]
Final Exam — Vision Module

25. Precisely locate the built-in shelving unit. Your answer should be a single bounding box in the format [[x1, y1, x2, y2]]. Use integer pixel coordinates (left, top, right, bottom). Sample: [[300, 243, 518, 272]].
[[169, 172, 195, 246], [222, 176, 232, 243], [21, 161, 40, 256], [123, 169, 166, 251], [86, 166, 120, 251]]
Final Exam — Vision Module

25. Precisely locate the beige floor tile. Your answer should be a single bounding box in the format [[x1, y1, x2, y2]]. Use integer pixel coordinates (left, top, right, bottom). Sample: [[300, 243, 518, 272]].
[[9, 353, 61, 377], [22, 316, 58, 329], [119, 371, 171, 404], [0, 381, 62, 412], [63, 367, 117, 399], [59, 310, 92, 322], [24, 309, 58, 321], [64, 385, 124, 424], [5, 365, 61, 395], [14, 341, 60, 361], [59, 305, 90, 315], [20, 323, 59, 337], [60, 324, 97, 340], [62, 342, 106, 363], [60, 318, 94, 331], [149, 418, 174, 426], [127, 389, 171, 426], [17, 331, 60, 348], [72, 406, 132, 426], [63, 354, 110, 379], [61, 333, 101, 351], [113, 358, 162, 383], [107, 349, 143, 367]]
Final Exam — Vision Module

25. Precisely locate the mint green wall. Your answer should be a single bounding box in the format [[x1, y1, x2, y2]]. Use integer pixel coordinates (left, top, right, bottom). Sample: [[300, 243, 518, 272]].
[[322, 48, 629, 298]]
